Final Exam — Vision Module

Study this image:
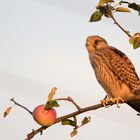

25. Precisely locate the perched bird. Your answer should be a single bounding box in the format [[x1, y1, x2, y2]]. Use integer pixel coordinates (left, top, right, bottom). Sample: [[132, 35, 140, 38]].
[[86, 35, 140, 113]]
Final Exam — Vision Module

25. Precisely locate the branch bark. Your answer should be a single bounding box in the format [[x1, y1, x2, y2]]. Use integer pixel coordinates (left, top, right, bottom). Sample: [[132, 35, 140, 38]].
[[10, 95, 140, 140], [10, 97, 33, 115], [107, 5, 132, 38], [25, 102, 103, 140]]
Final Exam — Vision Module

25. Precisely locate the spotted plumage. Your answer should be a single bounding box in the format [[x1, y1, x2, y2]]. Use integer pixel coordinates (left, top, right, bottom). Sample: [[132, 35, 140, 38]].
[[86, 35, 140, 112]]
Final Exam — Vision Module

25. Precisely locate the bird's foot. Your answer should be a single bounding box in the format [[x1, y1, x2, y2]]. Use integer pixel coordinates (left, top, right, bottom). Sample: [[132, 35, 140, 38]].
[[113, 97, 124, 108], [101, 99, 112, 108]]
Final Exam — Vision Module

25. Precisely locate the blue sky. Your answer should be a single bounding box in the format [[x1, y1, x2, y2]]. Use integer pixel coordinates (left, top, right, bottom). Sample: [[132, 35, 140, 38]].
[[1, 0, 140, 140]]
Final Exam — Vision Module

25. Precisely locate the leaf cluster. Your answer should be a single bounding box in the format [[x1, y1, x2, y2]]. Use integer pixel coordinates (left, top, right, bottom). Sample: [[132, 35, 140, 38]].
[[89, 0, 140, 49], [90, 0, 140, 22], [61, 116, 91, 137]]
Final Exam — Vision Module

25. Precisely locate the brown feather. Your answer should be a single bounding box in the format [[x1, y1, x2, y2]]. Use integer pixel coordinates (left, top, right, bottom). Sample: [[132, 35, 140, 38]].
[[106, 46, 140, 93]]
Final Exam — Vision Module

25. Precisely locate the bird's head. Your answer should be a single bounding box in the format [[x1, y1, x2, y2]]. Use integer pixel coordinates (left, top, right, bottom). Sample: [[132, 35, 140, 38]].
[[86, 35, 108, 53]]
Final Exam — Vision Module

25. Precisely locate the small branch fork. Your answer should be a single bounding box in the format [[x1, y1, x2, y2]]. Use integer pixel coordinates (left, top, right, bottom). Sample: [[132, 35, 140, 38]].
[[10, 95, 140, 140], [55, 96, 82, 111], [107, 4, 132, 38]]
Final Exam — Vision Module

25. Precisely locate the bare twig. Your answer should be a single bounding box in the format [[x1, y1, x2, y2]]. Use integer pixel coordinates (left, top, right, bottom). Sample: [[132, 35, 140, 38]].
[[107, 5, 132, 38], [55, 96, 82, 111], [25, 127, 47, 140], [120, 1, 129, 4], [10, 97, 33, 115]]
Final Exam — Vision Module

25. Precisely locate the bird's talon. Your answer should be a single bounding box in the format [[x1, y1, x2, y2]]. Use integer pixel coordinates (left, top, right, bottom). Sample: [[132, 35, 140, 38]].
[[86, 35, 140, 113], [113, 97, 124, 108], [101, 99, 110, 108]]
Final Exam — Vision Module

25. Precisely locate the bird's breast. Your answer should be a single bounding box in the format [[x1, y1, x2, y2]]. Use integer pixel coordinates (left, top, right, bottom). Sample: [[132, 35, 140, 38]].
[[89, 52, 134, 99]]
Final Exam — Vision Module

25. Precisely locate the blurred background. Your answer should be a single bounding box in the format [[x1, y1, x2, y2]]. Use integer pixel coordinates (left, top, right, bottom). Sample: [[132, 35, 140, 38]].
[[0, 0, 140, 139]]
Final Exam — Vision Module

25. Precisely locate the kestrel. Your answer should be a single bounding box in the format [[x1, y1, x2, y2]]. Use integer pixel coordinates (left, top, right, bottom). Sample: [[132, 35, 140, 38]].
[[86, 35, 140, 112]]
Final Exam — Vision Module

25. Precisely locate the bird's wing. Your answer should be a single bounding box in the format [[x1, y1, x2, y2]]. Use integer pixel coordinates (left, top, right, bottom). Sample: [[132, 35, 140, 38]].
[[106, 46, 140, 93]]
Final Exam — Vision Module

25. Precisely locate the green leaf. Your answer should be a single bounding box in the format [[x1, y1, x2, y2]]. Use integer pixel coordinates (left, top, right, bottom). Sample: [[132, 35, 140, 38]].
[[98, 6, 111, 17], [45, 100, 60, 110], [129, 33, 140, 44], [129, 33, 140, 49], [98, 6, 107, 14], [81, 116, 91, 126], [115, 7, 131, 12], [70, 129, 78, 137], [89, 11, 103, 22], [133, 36, 140, 49], [129, 37, 134, 44], [128, 2, 140, 15], [52, 100, 60, 107], [61, 119, 76, 126]]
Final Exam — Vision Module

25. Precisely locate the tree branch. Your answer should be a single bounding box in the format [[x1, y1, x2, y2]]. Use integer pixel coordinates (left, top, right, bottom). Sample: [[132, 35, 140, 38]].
[[25, 102, 103, 140], [107, 5, 132, 38], [55, 96, 82, 111], [10, 95, 140, 140], [120, 1, 129, 4], [10, 97, 33, 115]]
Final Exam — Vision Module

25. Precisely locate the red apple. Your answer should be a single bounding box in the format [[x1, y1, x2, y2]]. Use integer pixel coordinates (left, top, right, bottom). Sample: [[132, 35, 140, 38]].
[[33, 104, 57, 126]]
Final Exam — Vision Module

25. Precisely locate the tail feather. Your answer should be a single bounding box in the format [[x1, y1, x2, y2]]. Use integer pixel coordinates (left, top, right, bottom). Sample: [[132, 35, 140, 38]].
[[127, 99, 140, 113]]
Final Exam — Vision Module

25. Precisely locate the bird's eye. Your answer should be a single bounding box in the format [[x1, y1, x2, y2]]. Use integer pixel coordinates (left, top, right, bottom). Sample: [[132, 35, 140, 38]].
[[94, 40, 99, 45]]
